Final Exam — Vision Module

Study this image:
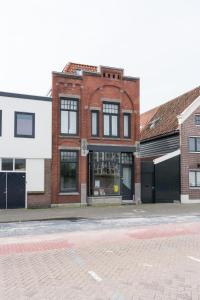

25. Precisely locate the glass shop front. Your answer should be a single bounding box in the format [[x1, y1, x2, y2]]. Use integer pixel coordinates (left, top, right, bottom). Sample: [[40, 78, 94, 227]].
[[88, 152, 133, 200]]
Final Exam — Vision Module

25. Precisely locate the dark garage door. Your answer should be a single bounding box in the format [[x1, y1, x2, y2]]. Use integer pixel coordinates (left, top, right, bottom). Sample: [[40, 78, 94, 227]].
[[155, 156, 180, 203], [0, 172, 25, 209]]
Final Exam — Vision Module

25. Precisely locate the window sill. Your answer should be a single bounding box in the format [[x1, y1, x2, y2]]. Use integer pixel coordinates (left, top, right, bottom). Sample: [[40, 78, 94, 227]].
[[189, 187, 200, 190], [59, 135, 80, 139], [102, 137, 121, 140], [59, 192, 80, 195], [189, 152, 200, 154]]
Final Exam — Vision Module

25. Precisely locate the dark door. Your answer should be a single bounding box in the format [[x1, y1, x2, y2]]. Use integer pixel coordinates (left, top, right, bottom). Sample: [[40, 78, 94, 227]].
[[141, 161, 154, 203], [155, 156, 180, 203], [0, 172, 6, 209], [7, 173, 26, 209], [121, 166, 132, 200]]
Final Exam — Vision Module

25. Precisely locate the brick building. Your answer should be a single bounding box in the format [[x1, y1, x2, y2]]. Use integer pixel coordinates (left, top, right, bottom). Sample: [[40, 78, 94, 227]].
[[51, 62, 140, 206], [140, 86, 200, 203]]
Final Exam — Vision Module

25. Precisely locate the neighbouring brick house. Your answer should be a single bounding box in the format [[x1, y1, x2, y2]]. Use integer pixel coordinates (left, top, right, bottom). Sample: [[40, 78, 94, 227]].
[[140, 85, 200, 204], [51, 62, 140, 206]]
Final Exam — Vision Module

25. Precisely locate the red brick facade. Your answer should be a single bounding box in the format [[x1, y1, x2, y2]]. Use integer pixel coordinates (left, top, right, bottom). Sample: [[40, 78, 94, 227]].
[[180, 105, 200, 202], [51, 63, 140, 205]]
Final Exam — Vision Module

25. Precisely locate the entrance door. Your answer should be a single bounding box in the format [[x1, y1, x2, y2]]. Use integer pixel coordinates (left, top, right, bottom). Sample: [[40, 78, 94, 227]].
[[0, 172, 25, 209], [121, 166, 132, 200], [7, 173, 26, 208], [141, 161, 154, 203], [0, 173, 6, 209]]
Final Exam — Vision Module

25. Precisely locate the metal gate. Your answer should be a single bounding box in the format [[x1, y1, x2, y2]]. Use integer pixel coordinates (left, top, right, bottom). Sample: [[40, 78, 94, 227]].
[[0, 172, 26, 209]]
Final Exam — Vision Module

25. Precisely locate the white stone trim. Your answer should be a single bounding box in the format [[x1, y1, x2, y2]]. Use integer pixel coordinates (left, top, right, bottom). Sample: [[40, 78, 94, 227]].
[[181, 194, 200, 203], [89, 106, 101, 111], [101, 98, 121, 103], [122, 109, 133, 113], [58, 146, 80, 150], [59, 93, 80, 99], [178, 96, 200, 124], [153, 149, 180, 165]]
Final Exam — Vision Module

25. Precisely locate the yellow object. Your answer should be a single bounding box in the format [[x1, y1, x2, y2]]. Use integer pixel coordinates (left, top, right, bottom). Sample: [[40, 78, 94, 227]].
[[113, 185, 119, 193]]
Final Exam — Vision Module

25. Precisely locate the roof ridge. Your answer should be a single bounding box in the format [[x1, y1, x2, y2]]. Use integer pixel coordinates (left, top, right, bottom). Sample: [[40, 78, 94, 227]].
[[154, 85, 200, 109], [140, 84, 200, 141]]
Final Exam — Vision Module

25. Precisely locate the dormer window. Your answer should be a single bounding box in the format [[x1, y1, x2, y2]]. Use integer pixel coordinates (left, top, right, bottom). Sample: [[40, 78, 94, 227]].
[[75, 69, 83, 76], [149, 118, 160, 129]]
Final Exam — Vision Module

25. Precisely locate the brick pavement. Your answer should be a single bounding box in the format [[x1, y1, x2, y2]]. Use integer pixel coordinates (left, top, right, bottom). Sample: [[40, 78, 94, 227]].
[[0, 222, 200, 299]]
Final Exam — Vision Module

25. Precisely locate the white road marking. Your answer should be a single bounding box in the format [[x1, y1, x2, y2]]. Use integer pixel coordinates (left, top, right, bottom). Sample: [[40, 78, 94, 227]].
[[187, 256, 200, 263], [132, 209, 146, 213], [105, 250, 113, 253], [143, 263, 153, 267], [88, 271, 102, 282]]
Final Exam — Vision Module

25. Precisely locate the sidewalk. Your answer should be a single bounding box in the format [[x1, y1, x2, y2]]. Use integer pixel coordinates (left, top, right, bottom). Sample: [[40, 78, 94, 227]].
[[1, 203, 200, 223]]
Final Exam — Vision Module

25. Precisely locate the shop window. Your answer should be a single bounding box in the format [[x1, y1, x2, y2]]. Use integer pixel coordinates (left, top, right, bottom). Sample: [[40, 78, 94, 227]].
[[60, 151, 78, 192], [103, 103, 119, 137], [121, 153, 133, 165], [89, 152, 120, 196], [124, 114, 131, 138], [60, 98, 78, 135], [189, 171, 200, 187], [91, 111, 99, 136], [15, 112, 35, 138]]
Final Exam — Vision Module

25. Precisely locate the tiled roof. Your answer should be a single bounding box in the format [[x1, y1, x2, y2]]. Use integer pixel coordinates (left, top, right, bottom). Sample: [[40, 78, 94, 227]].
[[63, 62, 97, 74], [140, 106, 160, 131], [140, 85, 200, 141]]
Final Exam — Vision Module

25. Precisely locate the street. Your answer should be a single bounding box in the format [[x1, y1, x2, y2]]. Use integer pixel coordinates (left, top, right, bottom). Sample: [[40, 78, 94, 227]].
[[0, 212, 200, 299]]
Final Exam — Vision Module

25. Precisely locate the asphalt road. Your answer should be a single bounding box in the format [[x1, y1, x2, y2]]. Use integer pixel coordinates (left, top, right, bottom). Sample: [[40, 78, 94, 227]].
[[1, 214, 200, 238], [1, 212, 200, 299]]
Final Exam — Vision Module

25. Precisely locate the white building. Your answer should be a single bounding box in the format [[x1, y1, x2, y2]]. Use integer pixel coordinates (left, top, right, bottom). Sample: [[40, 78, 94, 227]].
[[0, 91, 52, 208]]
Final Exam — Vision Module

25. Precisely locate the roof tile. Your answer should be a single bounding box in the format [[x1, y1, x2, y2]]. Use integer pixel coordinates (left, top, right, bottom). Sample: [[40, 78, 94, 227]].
[[140, 85, 200, 141]]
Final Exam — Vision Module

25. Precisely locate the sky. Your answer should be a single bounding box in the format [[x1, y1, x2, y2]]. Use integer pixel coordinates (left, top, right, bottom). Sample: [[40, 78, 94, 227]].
[[0, 0, 199, 112]]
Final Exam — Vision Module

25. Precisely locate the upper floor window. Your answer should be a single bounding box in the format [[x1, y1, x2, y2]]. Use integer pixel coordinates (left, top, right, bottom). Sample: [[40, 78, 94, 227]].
[[124, 113, 131, 138], [0, 110, 2, 136], [91, 111, 99, 137], [14, 112, 35, 138], [189, 171, 200, 187], [60, 98, 78, 135], [189, 137, 200, 152], [103, 102, 119, 137], [195, 115, 200, 125]]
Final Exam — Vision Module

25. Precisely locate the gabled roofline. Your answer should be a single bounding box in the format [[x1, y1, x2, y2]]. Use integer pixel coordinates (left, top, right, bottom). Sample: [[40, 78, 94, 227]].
[[141, 130, 179, 143], [178, 96, 200, 124], [0, 91, 51, 102]]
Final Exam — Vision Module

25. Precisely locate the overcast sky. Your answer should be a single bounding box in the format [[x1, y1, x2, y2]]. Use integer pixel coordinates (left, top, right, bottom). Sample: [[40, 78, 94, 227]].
[[0, 0, 199, 112]]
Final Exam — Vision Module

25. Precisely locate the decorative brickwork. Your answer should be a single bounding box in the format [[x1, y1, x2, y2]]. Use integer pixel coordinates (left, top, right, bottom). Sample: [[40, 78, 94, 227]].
[[52, 63, 140, 205]]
